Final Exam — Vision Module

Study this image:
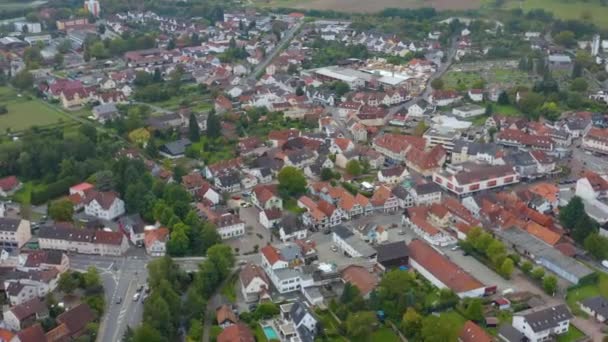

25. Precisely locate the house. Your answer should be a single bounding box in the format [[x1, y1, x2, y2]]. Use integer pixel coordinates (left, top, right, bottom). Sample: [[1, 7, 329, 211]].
[[459, 321, 492, 342], [332, 225, 377, 258], [260, 244, 314, 294], [3, 297, 48, 331], [159, 138, 192, 158], [403, 207, 455, 246], [214, 213, 245, 240], [5, 269, 60, 306], [144, 228, 169, 256], [195, 182, 221, 205], [498, 324, 528, 342], [239, 263, 270, 303], [217, 323, 255, 342], [354, 223, 388, 244], [278, 214, 308, 242], [251, 184, 282, 210], [579, 296, 608, 323], [0, 218, 31, 249], [430, 90, 462, 106], [290, 301, 318, 342], [467, 89, 484, 102], [408, 239, 487, 298], [341, 265, 378, 299], [19, 250, 69, 273], [84, 191, 125, 220], [216, 304, 238, 329], [215, 172, 242, 193], [375, 241, 409, 272], [405, 145, 446, 177], [582, 127, 608, 155], [372, 133, 426, 162], [38, 226, 129, 256], [14, 324, 47, 342], [181, 173, 207, 195], [370, 185, 399, 213], [433, 163, 519, 197], [377, 167, 409, 185], [0, 176, 21, 197], [259, 209, 282, 229], [46, 303, 96, 341], [118, 214, 146, 246], [452, 104, 485, 118], [512, 304, 573, 342], [408, 99, 433, 116]]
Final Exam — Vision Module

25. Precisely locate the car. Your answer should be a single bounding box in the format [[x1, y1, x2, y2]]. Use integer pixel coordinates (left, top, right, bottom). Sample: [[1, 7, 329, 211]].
[[133, 293, 141, 302], [451, 245, 460, 251], [602, 260, 608, 269], [330, 245, 338, 252], [240, 202, 251, 208], [115, 297, 122, 304], [136, 285, 144, 293], [398, 231, 406, 235], [144, 287, 150, 294]]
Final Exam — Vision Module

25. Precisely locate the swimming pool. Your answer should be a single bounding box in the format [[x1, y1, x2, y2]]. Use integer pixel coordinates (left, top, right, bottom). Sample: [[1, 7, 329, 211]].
[[263, 326, 279, 340]]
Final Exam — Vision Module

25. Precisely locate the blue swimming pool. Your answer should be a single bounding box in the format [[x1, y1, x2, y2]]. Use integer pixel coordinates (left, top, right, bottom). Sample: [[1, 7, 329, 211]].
[[263, 326, 279, 340]]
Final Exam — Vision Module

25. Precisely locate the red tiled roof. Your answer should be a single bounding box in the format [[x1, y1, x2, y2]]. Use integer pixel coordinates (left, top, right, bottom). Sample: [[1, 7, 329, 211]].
[[216, 304, 238, 324], [93, 230, 124, 246], [459, 321, 492, 342], [85, 191, 119, 210], [261, 245, 281, 265], [16, 324, 46, 342], [408, 239, 484, 293], [144, 228, 170, 249], [0, 176, 19, 191], [218, 323, 255, 342], [341, 265, 379, 296]]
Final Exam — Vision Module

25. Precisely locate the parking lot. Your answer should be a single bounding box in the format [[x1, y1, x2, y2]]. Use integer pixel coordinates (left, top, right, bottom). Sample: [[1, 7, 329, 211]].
[[223, 206, 273, 255]]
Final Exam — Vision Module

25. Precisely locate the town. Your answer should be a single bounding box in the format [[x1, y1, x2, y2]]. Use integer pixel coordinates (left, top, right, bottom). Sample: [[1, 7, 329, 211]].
[[1, 0, 608, 341]]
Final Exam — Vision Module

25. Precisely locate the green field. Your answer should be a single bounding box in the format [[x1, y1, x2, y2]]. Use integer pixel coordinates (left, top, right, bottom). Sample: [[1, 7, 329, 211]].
[[504, 0, 608, 28], [566, 273, 608, 316], [557, 326, 585, 342], [0, 87, 69, 132], [442, 67, 533, 91], [0, 1, 46, 11]]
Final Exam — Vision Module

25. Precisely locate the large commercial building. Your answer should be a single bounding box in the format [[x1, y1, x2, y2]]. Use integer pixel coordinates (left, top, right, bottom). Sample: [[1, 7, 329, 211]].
[[433, 163, 519, 196]]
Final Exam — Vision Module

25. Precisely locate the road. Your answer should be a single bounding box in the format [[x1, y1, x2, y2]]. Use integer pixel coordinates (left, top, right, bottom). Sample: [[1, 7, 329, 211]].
[[246, 20, 304, 82]]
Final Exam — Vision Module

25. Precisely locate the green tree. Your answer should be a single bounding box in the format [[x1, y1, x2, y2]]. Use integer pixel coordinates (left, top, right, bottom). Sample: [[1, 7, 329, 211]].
[[207, 244, 235, 280], [497, 91, 510, 105], [11, 70, 34, 90], [346, 160, 362, 176], [584, 233, 608, 260], [559, 196, 585, 229], [320, 168, 334, 181], [57, 39, 72, 54], [278, 166, 307, 197], [188, 113, 200, 142], [133, 324, 164, 342], [431, 78, 444, 90], [48, 199, 74, 222], [331, 81, 350, 97], [570, 77, 588, 92], [83, 266, 102, 292], [206, 109, 222, 139], [345, 311, 378, 339], [166, 225, 190, 257], [58, 272, 79, 294], [464, 298, 484, 322], [420, 314, 460, 341], [554, 31, 576, 47], [572, 213, 598, 244], [531, 267, 545, 280], [521, 260, 533, 274], [500, 258, 514, 279], [542, 275, 558, 295], [402, 307, 422, 337]]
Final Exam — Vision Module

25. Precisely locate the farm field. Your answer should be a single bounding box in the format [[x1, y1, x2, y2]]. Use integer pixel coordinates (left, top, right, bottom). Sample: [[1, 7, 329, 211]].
[[255, 0, 481, 13], [0, 0, 47, 11], [0, 87, 70, 133], [504, 0, 608, 28], [443, 61, 535, 91]]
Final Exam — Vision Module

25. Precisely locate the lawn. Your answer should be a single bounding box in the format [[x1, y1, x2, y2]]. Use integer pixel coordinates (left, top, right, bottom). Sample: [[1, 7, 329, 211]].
[[368, 327, 400, 342], [442, 66, 533, 91], [284, 198, 306, 214], [566, 273, 608, 316], [315, 309, 347, 341], [0, 87, 70, 133], [0, 0, 46, 10], [12, 182, 47, 205], [220, 274, 238, 303], [504, 0, 608, 29], [557, 326, 585, 342], [189, 137, 237, 165], [253, 325, 268, 342]]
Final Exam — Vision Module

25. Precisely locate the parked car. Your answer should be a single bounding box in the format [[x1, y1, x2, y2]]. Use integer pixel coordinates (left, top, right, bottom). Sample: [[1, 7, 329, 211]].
[[115, 296, 122, 304], [133, 293, 141, 302], [330, 245, 338, 252]]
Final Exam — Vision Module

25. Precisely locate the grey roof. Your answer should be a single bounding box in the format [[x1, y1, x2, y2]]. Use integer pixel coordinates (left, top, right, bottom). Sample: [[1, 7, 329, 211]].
[[274, 268, 301, 281], [118, 214, 145, 234], [217, 172, 240, 187], [92, 103, 118, 116], [414, 182, 442, 195], [519, 304, 573, 332], [280, 214, 306, 234], [333, 225, 354, 239], [548, 54, 572, 63], [375, 241, 409, 264], [498, 324, 528, 342], [494, 228, 593, 283], [581, 296, 608, 319], [504, 151, 536, 167], [452, 139, 498, 156], [290, 301, 312, 326], [0, 218, 21, 232], [161, 138, 191, 156], [391, 186, 409, 200], [278, 243, 301, 262]]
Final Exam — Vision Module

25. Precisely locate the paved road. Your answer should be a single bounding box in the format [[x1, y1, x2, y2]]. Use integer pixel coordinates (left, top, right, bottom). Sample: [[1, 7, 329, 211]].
[[246, 20, 304, 82]]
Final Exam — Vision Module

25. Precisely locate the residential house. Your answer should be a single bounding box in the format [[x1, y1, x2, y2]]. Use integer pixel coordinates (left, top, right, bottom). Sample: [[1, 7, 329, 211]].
[[214, 213, 245, 240], [354, 223, 388, 244], [467, 89, 484, 102], [372, 133, 426, 162], [402, 207, 455, 246], [239, 263, 270, 303], [332, 225, 377, 258], [259, 209, 282, 229], [159, 138, 192, 159], [579, 296, 608, 323], [216, 305, 238, 329], [181, 173, 207, 195], [3, 297, 48, 331], [84, 191, 125, 220], [582, 127, 608, 155], [278, 214, 308, 242], [38, 226, 129, 256], [459, 321, 493, 342], [0, 176, 21, 197], [215, 172, 242, 193], [290, 301, 318, 342], [512, 305, 572, 342], [251, 184, 282, 210], [452, 104, 485, 118], [405, 145, 446, 177], [144, 228, 169, 256], [217, 323, 255, 342], [118, 214, 146, 246], [0, 218, 31, 249], [408, 99, 433, 116], [370, 185, 399, 213], [45, 303, 96, 341], [429, 90, 462, 106], [341, 265, 378, 299], [377, 167, 409, 185]]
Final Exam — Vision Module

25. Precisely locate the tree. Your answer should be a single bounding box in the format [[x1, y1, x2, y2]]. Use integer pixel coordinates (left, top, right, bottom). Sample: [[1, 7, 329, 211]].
[[207, 244, 235, 280], [464, 299, 484, 322], [166, 225, 189, 256], [58, 272, 78, 294], [206, 109, 221, 139], [572, 213, 598, 244], [95, 170, 115, 191], [345, 311, 377, 339], [133, 324, 164, 342], [543, 275, 558, 295], [521, 260, 533, 274], [57, 39, 72, 54], [420, 314, 460, 341], [431, 78, 444, 90], [413, 121, 429, 137], [518, 92, 544, 118], [188, 113, 200, 142], [278, 166, 307, 197], [497, 91, 510, 105], [584, 233, 608, 260], [559, 196, 585, 229], [321, 168, 334, 181], [11, 70, 33, 90], [570, 77, 588, 92], [402, 307, 422, 337], [48, 199, 74, 222], [485, 103, 493, 116], [346, 160, 362, 176], [554, 31, 576, 48], [331, 81, 350, 97], [500, 258, 514, 279], [531, 267, 545, 280]]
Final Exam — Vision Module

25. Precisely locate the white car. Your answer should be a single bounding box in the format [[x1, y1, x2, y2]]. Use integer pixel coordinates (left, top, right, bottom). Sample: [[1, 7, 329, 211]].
[[133, 293, 141, 302], [602, 260, 608, 269]]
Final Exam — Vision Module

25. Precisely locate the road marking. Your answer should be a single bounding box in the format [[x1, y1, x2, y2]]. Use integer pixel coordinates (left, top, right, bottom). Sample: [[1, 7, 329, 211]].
[[111, 278, 136, 342]]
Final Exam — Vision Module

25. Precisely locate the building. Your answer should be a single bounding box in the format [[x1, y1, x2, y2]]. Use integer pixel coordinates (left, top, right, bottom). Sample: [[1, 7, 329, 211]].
[[14, 22, 42, 34], [160, 138, 192, 159], [512, 304, 572, 342], [579, 296, 608, 323], [433, 163, 519, 197], [239, 263, 270, 303], [408, 239, 487, 298], [341, 265, 378, 298], [0, 176, 22, 197], [217, 323, 255, 342], [452, 104, 485, 118], [278, 214, 308, 242], [290, 301, 318, 342], [83, 191, 125, 221], [215, 214, 245, 240], [144, 228, 169, 256], [375, 241, 409, 271], [38, 226, 129, 256], [84, 0, 100, 16], [459, 320, 492, 342], [251, 184, 283, 210], [260, 244, 314, 294], [582, 127, 608, 155], [3, 297, 48, 331], [0, 218, 31, 250], [332, 225, 377, 258], [216, 305, 238, 328]]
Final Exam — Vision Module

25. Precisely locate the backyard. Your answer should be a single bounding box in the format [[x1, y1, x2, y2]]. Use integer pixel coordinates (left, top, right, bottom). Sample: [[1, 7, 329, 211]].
[[556, 326, 586, 342], [566, 273, 608, 317], [0, 87, 72, 133]]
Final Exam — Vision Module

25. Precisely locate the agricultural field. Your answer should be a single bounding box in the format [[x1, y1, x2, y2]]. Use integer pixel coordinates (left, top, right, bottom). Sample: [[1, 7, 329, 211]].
[[503, 0, 608, 29], [0, 0, 46, 11], [0, 87, 70, 133], [255, 0, 480, 13], [443, 61, 535, 91]]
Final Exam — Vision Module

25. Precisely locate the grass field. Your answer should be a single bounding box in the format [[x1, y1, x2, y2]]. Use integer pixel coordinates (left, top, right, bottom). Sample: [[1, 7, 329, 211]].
[[504, 0, 608, 28], [557, 326, 585, 342], [0, 87, 69, 133], [442, 67, 533, 91], [0, 1, 46, 11], [255, 0, 480, 13], [566, 273, 608, 316]]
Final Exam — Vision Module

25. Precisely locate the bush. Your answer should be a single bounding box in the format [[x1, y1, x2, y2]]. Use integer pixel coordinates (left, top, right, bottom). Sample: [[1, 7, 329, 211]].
[[31, 176, 77, 205], [0, 105, 7, 115]]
